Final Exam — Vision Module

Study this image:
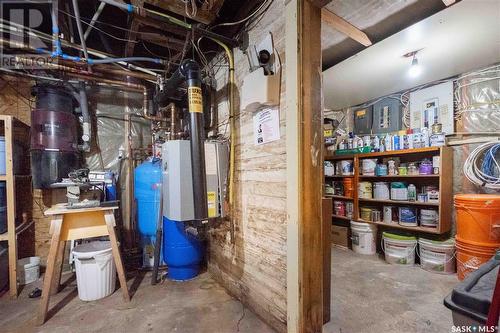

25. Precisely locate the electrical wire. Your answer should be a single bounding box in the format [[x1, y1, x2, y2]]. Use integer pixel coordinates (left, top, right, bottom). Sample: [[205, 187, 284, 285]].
[[463, 141, 500, 189], [210, 0, 270, 29]]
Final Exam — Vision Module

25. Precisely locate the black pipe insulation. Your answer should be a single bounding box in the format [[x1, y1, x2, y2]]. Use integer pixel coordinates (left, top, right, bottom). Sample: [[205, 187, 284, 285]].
[[162, 59, 208, 221]]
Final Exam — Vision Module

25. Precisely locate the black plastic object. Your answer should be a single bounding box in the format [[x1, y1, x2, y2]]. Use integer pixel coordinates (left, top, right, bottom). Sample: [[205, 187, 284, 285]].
[[444, 255, 500, 324], [31, 150, 80, 189], [30, 84, 80, 189]]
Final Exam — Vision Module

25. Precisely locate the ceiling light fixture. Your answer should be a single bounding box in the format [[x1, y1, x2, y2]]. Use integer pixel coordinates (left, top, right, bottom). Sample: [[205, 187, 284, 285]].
[[403, 50, 423, 78]]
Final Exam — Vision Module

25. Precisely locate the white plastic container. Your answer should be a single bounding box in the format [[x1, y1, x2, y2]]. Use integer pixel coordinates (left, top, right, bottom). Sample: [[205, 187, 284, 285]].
[[361, 159, 377, 175], [72, 241, 116, 301], [382, 232, 417, 265], [420, 208, 439, 228], [350, 221, 377, 255], [373, 182, 390, 200], [17, 256, 40, 285], [418, 238, 456, 274]]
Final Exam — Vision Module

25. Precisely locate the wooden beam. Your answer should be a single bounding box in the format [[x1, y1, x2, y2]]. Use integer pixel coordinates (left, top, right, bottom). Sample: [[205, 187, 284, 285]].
[[134, 15, 187, 38], [137, 33, 185, 52], [286, 0, 324, 332], [310, 0, 333, 8], [321, 8, 372, 47], [442, 0, 456, 6], [143, 0, 224, 24], [125, 0, 144, 57]]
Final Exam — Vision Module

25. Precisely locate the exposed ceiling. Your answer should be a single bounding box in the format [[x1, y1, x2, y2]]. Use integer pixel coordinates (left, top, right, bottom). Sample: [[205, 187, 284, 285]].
[[321, 0, 450, 70], [322, 0, 500, 109]]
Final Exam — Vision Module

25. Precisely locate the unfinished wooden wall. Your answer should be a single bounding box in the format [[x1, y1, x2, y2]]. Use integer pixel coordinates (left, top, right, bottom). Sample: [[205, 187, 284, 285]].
[[0, 75, 63, 264], [207, 1, 287, 332]]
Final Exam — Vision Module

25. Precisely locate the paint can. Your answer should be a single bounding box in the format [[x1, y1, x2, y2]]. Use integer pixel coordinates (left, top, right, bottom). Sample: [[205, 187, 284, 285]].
[[373, 182, 390, 200], [361, 159, 378, 175], [334, 201, 346, 217], [358, 182, 373, 199], [398, 166, 408, 176], [324, 161, 335, 176], [360, 207, 373, 221], [419, 159, 433, 175], [390, 182, 408, 201]]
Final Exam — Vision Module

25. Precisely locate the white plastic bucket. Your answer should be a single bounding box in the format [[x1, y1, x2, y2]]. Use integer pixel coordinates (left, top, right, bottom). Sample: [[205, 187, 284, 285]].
[[17, 256, 40, 285], [361, 159, 377, 175], [72, 241, 116, 301], [418, 238, 456, 274], [350, 221, 377, 255], [382, 233, 417, 265]]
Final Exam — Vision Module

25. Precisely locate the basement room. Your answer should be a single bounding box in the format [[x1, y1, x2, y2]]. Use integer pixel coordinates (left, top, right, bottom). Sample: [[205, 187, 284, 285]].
[[0, 0, 499, 333]]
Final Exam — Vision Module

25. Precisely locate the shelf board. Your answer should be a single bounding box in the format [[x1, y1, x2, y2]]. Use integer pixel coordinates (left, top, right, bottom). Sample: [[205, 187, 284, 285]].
[[332, 215, 351, 221], [357, 147, 440, 159], [357, 219, 440, 234], [0, 175, 5, 181], [325, 195, 353, 200], [0, 233, 8, 241], [325, 175, 353, 178], [358, 175, 439, 179], [324, 147, 441, 161], [358, 198, 439, 206]]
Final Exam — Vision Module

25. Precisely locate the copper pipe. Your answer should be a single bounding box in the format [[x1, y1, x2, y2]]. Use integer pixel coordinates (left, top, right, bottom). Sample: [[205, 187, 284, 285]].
[[170, 103, 177, 140]]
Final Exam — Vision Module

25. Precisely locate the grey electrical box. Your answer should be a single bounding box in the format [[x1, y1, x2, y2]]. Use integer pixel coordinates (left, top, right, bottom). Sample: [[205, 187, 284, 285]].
[[353, 106, 373, 135], [162, 140, 229, 222], [372, 97, 402, 134]]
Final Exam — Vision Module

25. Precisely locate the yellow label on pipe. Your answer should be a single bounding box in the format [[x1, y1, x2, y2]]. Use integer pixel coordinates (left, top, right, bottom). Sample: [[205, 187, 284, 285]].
[[207, 191, 216, 217], [188, 86, 203, 113]]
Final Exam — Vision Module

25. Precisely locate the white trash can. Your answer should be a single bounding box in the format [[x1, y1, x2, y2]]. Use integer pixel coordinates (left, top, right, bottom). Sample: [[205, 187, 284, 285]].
[[72, 241, 116, 301]]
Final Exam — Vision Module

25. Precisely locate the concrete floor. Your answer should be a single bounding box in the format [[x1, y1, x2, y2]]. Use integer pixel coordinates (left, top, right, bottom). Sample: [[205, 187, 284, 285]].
[[324, 247, 457, 333], [0, 271, 274, 333], [0, 248, 458, 333]]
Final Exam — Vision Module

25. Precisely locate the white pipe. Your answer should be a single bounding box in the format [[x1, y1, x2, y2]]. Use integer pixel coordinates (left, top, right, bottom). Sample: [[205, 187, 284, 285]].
[[84, 2, 106, 41], [72, 0, 91, 72]]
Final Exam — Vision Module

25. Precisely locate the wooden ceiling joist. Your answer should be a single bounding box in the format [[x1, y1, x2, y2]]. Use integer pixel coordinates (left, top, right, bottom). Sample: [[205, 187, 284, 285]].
[[138, 33, 185, 52], [143, 0, 225, 24], [310, 0, 333, 8], [133, 16, 187, 38], [321, 8, 372, 47], [442, 0, 456, 6]]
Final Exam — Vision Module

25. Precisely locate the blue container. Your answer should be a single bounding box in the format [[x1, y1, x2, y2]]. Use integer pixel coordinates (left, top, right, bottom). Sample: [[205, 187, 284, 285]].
[[0, 137, 5, 175], [162, 218, 204, 281], [134, 159, 162, 237]]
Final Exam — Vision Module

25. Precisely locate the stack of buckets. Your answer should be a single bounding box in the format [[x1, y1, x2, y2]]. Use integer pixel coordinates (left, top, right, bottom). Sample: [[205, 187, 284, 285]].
[[454, 194, 500, 280]]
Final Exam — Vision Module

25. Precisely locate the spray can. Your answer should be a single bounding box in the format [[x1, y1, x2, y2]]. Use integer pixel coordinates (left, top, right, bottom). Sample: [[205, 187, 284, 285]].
[[384, 134, 392, 151]]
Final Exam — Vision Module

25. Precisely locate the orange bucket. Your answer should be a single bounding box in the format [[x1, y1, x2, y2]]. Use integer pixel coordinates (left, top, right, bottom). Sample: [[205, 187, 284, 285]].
[[454, 194, 500, 247], [455, 239, 498, 280], [343, 178, 354, 198]]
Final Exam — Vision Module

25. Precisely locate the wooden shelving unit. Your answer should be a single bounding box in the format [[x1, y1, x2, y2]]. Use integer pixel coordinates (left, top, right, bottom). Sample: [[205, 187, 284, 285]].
[[324, 147, 452, 234], [0, 115, 31, 298]]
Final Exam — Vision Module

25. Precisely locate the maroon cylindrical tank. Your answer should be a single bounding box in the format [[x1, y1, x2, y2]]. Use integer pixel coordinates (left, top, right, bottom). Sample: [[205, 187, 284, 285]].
[[30, 84, 80, 189]]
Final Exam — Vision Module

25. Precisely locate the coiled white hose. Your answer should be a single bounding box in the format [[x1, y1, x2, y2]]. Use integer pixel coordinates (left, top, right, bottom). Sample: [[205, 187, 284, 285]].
[[463, 141, 500, 189]]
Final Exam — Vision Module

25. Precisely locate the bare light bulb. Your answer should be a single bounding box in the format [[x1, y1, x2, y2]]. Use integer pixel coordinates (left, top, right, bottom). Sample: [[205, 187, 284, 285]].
[[409, 57, 421, 78]]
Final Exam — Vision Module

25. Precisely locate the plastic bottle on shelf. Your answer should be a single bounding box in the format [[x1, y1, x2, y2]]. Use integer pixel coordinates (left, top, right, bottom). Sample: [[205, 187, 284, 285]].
[[384, 134, 392, 151], [372, 135, 380, 152], [408, 184, 417, 202]]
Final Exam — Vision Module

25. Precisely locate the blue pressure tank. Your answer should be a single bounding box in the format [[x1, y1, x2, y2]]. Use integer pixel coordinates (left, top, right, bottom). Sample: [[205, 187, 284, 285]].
[[134, 158, 163, 268], [134, 158, 162, 237], [162, 218, 204, 281]]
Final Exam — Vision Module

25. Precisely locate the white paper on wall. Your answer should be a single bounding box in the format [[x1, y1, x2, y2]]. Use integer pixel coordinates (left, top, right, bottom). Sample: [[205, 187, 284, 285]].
[[253, 108, 280, 145]]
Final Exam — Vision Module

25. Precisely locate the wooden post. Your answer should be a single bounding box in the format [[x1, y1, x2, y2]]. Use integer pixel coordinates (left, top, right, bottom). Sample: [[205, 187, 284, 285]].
[[286, 0, 324, 332], [4, 117, 18, 298]]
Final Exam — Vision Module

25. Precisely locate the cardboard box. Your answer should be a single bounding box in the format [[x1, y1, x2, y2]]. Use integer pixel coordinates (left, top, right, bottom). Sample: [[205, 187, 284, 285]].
[[331, 225, 349, 249]]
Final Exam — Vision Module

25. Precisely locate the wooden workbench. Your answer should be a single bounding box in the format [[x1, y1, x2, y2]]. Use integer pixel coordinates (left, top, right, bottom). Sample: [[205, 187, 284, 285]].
[[37, 205, 130, 325]]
